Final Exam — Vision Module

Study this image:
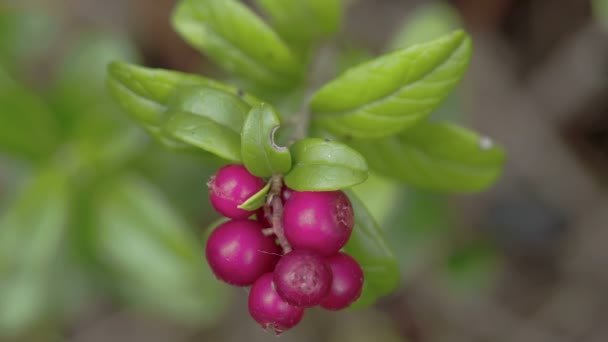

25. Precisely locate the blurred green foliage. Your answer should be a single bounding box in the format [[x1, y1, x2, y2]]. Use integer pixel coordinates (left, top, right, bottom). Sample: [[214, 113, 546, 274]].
[[0, 7, 229, 340]]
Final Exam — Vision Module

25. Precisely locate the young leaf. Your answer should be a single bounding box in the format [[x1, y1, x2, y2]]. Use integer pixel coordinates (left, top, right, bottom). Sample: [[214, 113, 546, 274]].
[[255, 0, 342, 50], [342, 190, 399, 309], [0, 168, 69, 336], [172, 0, 303, 88], [237, 181, 271, 211], [106, 61, 259, 147], [94, 176, 229, 324], [241, 103, 292, 177], [349, 120, 505, 192], [162, 86, 251, 162], [310, 30, 472, 138], [284, 138, 368, 191]]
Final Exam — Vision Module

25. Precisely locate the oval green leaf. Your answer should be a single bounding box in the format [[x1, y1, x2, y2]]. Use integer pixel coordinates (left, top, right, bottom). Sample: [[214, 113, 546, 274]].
[[172, 0, 303, 88], [162, 86, 251, 161], [310, 30, 472, 138], [284, 138, 368, 191], [0, 168, 69, 336], [350, 120, 505, 192], [94, 176, 228, 324], [255, 0, 342, 51], [343, 189, 399, 309], [241, 103, 292, 177], [106, 61, 259, 150], [237, 181, 271, 211]]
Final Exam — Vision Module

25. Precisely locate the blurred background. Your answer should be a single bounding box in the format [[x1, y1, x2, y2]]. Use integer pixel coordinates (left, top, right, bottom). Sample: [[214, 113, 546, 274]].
[[1, 0, 608, 341]]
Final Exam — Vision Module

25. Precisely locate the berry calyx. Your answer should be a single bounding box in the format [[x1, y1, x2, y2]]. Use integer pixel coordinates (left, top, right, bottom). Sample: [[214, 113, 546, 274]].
[[205, 220, 280, 286], [282, 190, 354, 256], [273, 250, 332, 307], [320, 252, 364, 310], [248, 273, 305, 335], [208, 164, 265, 219]]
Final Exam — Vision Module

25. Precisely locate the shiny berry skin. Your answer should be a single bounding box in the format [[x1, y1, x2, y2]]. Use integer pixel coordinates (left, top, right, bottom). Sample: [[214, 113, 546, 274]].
[[205, 220, 280, 286], [248, 273, 305, 334], [273, 250, 332, 307], [208, 164, 265, 219], [320, 252, 364, 310], [283, 190, 354, 256]]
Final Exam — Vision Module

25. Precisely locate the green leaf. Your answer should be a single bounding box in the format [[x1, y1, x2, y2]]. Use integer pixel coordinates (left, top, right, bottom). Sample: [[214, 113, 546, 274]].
[[284, 138, 368, 191], [0, 168, 69, 337], [255, 0, 342, 50], [94, 176, 228, 324], [162, 86, 251, 161], [241, 103, 292, 177], [237, 181, 271, 211], [387, 1, 461, 50], [0, 69, 59, 161], [311, 30, 472, 138], [343, 190, 399, 309], [106, 61, 259, 149], [349, 120, 505, 192], [172, 0, 303, 88]]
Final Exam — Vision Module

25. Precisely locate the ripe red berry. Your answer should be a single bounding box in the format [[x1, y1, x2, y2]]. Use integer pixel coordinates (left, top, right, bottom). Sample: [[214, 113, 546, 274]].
[[248, 273, 305, 334], [208, 164, 265, 219], [273, 250, 332, 307], [282, 190, 354, 256], [320, 252, 364, 310], [205, 220, 280, 286]]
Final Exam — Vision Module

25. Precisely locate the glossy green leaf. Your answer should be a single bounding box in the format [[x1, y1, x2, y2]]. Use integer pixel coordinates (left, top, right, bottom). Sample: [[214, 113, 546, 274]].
[[387, 1, 461, 50], [0, 168, 69, 337], [343, 190, 399, 309], [237, 182, 271, 211], [241, 103, 292, 177], [350, 120, 505, 192], [162, 86, 251, 161], [0, 69, 59, 161], [106, 61, 258, 150], [172, 0, 303, 88], [94, 176, 228, 324], [255, 0, 342, 50], [284, 138, 368, 191], [311, 30, 472, 138]]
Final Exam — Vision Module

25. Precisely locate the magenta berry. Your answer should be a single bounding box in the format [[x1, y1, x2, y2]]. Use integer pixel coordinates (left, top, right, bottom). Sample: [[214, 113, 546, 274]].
[[273, 250, 332, 307], [248, 273, 305, 334], [205, 220, 280, 286], [208, 164, 265, 219], [283, 190, 354, 256], [320, 252, 364, 310]]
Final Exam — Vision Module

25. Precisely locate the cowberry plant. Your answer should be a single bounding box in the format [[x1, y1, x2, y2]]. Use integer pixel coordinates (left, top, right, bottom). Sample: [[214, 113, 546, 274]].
[[105, 0, 505, 334]]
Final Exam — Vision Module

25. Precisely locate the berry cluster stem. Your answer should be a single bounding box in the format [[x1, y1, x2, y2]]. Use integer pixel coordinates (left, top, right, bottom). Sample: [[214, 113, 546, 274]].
[[269, 174, 292, 254]]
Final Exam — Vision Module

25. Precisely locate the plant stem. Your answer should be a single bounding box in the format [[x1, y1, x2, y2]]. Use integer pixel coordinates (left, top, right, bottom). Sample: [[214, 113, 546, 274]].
[[269, 174, 291, 253], [289, 42, 336, 143]]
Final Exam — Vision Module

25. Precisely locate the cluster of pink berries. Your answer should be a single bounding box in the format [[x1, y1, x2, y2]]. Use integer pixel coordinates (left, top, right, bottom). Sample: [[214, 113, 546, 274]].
[[205, 164, 364, 334]]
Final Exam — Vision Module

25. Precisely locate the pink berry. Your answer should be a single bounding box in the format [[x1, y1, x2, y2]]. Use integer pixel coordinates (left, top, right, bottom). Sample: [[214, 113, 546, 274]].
[[320, 252, 364, 310], [248, 273, 305, 334], [208, 164, 265, 219], [283, 191, 354, 256], [273, 250, 332, 307], [205, 220, 280, 286]]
